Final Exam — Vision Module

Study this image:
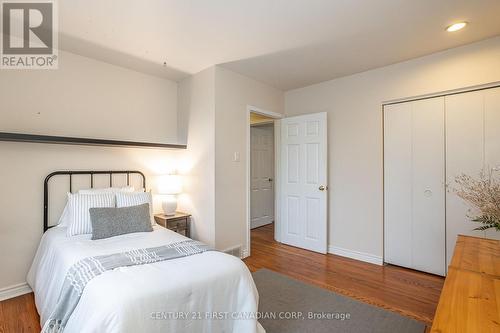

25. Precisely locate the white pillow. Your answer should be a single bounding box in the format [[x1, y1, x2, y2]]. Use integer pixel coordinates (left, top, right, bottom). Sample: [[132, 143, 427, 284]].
[[57, 193, 72, 227], [57, 187, 135, 228], [116, 191, 154, 225], [66, 193, 115, 236], [78, 186, 135, 194]]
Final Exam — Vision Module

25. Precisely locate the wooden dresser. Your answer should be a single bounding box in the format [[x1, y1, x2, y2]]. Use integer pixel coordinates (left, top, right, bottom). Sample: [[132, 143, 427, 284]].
[[431, 235, 500, 332]]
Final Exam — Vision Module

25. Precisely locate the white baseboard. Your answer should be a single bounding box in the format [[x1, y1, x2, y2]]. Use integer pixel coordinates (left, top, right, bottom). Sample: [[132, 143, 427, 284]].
[[241, 248, 249, 259], [0, 282, 32, 301], [328, 246, 383, 266]]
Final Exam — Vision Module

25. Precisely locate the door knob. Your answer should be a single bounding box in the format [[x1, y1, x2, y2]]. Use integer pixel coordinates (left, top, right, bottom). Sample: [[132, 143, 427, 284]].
[[319, 185, 326, 191], [268, 178, 273, 182]]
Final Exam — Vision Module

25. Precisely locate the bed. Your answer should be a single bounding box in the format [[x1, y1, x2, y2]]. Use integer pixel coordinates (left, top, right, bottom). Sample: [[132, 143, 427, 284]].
[[27, 171, 263, 333]]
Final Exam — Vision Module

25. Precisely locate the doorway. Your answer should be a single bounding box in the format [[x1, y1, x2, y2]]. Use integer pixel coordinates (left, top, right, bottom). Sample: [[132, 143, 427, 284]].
[[246, 106, 282, 257], [246, 106, 328, 257], [250, 122, 275, 229]]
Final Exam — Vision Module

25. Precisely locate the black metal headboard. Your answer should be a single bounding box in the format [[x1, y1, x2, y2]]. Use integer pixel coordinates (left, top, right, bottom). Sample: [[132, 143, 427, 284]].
[[43, 170, 146, 232]]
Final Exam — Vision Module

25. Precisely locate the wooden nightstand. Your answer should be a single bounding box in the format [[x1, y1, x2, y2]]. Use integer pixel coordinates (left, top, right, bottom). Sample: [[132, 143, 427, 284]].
[[154, 212, 191, 238]]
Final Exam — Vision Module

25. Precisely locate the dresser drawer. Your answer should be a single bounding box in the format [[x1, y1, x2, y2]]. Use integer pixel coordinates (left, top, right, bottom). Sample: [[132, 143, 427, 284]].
[[154, 213, 191, 238], [166, 218, 187, 231]]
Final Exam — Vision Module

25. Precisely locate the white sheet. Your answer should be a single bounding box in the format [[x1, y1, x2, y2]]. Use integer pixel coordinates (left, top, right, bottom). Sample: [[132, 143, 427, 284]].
[[27, 227, 263, 333]]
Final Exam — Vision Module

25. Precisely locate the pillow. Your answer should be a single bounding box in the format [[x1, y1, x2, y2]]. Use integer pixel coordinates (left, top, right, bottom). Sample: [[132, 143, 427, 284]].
[[66, 193, 115, 236], [115, 191, 154, 225], [78, 186, 135, 194], [57, 193, 72, 227], [89, 203, 153, 240], [57, 187, 134, 228]]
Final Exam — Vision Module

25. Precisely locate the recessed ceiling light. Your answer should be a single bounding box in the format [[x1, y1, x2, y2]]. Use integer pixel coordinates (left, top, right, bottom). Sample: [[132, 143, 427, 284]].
[[446, 22, 467, 32]]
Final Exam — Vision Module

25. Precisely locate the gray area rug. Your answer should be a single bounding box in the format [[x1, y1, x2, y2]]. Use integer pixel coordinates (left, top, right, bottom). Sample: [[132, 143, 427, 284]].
[[252, 269, 425, 333]]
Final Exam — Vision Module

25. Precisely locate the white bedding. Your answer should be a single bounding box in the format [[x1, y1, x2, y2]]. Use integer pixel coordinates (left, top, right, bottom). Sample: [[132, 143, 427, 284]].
[[27, 226, 263, 333]]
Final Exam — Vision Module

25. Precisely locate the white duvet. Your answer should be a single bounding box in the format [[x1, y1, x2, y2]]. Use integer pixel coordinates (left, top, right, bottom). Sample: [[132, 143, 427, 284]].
[[27, 226, 263, 333]]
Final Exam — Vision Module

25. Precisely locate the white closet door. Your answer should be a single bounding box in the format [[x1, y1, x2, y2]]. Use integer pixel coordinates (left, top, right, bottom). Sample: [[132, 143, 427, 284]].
[[445, 91, 485, 265], [384, 97, 445, 275], [483, 87, 500, 240], [384, 103, 412, 268], [411, 98, 445, 275]]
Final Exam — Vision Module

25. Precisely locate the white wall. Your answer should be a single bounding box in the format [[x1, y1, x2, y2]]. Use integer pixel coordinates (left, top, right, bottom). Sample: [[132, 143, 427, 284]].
[[176, 65, 284, 254], [0, 51, 182, 293], [177, 67, 216, 246], [214, 66, 284, 254], [0, 50, 178, 143], [285, 36, 500, 261]]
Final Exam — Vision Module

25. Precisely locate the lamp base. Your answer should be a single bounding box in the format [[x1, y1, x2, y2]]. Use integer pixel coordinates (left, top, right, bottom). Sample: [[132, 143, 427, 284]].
[[162, 195, 177, 216]]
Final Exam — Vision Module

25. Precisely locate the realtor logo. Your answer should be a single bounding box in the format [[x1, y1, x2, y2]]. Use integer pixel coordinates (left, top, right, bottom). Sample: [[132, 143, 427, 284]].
[[1, 1, 58, 69]]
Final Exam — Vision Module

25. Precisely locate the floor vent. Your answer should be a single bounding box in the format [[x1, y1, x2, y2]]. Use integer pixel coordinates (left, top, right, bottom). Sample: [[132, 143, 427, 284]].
[[223, 245, 242, 258]]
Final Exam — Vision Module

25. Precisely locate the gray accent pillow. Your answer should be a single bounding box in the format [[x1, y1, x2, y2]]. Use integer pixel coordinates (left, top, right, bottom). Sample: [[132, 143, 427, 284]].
[[89, 203, 153, 240]]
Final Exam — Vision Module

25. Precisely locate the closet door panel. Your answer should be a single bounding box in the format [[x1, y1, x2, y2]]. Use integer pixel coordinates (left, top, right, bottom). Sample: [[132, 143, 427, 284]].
[[445, 91, 485, 265], [411, 98, 446, 276], [484, 87, 500, 240], [485, 87, 500, 168], [384, 103, 412, 268]]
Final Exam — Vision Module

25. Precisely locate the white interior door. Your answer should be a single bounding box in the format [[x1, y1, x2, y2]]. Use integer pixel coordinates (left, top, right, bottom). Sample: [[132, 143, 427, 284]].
[[250, 124, 275, 229], [280, 112, 327, 253]]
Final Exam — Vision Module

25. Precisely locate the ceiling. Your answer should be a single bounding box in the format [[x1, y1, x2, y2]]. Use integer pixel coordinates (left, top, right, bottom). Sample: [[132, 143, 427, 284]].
[[58, 0, 500, 90]]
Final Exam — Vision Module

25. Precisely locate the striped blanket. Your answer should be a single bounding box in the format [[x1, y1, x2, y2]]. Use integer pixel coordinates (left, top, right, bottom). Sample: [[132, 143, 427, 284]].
[[42, 239, 212, 333]]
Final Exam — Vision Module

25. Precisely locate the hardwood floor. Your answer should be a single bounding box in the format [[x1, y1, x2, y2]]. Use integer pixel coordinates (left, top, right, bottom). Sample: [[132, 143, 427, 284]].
[[0, 293, 39, 333], [244, 223, 444, 327], [0, 223, 443, 332]]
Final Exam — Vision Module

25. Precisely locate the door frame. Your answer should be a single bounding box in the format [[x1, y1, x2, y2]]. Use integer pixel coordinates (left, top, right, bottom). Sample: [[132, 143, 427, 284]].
[[246, 105, 283, 258]]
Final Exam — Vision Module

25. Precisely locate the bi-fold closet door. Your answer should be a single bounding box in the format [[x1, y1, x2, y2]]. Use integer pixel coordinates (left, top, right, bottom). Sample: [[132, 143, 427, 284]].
[[384, 86, 500, 276], [384, 97, 446, 276], [445, 87, 500, 264]]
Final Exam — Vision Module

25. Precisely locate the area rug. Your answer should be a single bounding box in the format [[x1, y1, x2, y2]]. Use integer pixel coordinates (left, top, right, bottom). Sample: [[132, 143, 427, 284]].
[[252, 269, 425, 333]]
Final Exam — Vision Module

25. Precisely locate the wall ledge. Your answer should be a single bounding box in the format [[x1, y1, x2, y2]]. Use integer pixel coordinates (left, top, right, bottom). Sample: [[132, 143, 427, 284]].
[[0, 132, 187, 150]]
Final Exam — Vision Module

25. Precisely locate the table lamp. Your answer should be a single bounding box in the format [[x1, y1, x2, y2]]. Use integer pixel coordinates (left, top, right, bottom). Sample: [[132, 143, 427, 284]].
[[157, 174, 182, 216]]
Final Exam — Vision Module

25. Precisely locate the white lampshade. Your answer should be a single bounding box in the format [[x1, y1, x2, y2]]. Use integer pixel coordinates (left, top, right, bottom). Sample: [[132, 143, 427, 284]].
[[157, 174, 183, 195]]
